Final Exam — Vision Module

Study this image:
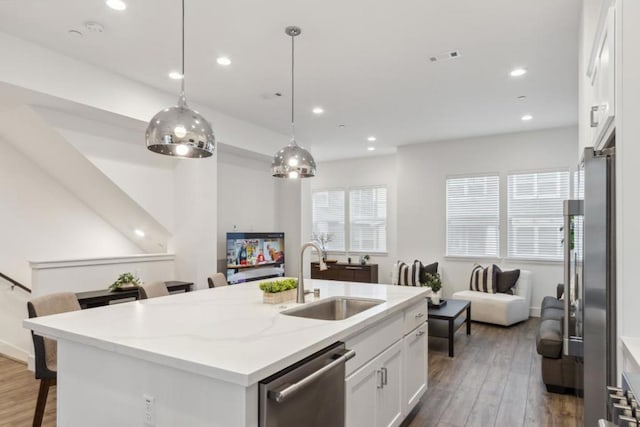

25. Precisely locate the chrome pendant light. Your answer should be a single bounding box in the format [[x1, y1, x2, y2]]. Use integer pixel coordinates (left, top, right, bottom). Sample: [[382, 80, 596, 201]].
[[271, 26, 317, 179], [146, 0, 215, 158]]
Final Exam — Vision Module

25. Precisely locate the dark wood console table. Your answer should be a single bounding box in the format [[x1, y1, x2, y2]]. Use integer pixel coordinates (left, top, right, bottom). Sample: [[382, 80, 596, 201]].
[[311, 262, 378, 284], [76, 281, 193, 309]]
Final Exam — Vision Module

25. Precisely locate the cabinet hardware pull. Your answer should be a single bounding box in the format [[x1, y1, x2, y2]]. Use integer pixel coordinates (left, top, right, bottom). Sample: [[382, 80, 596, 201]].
[[344, 267, 362, 270], [590, 105, 599, 128], [416, 330, 425, 337], [377, 369, 384, 389], [381, 367, 388, 386], [415, 312, 424, 319]]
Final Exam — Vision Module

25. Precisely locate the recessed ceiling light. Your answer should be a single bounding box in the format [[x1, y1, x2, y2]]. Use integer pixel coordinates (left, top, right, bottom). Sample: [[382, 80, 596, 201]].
[[168, 71, 183, 80], [106, 0, 127, 11], [134, 229, 145, 237], [68, 30, 83, 38], [312, 107, 324, 115], [521, 114, 533, 121], [510, 68, 527, 77], [338, 124, 345, 128], [367, 146, 376, 151], [367, 136, 377, 142], [517, 95, 527, 100], [216, 56, 231, 66]]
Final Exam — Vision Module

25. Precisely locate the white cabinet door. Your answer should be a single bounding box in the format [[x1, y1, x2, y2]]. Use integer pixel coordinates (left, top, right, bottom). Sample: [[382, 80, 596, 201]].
[[376, 340, 404, 427], [345, 356, 379, 427], [403, 322, 428, 415], [346, 340, 405, 427], [590, 5, 616, 147]]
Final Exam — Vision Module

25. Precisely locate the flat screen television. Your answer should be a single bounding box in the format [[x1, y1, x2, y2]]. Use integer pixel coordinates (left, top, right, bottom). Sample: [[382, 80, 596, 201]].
[[226, 232, 285, 285]]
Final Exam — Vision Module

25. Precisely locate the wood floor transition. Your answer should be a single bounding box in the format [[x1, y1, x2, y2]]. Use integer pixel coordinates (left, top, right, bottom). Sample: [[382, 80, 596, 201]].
[[0, 318, 580, 427]]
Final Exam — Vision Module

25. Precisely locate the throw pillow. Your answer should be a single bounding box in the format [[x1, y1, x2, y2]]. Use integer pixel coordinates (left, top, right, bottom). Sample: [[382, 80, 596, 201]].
[[393, 261, 410, 286], [469, 263, 497, 294], [421, 262, 438, 284], [410, 260, 423, 286], [495, 267, 520, 294]]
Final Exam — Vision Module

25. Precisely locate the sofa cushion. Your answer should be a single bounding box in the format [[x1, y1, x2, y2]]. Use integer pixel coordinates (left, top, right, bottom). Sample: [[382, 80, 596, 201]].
[[451, 290, 529, 326], [542, 307, 564, 322], [536, 319, 563, 358], [495, 268, 520, 294], [469, 264, 497, 294], [542, 296, 564, 312]]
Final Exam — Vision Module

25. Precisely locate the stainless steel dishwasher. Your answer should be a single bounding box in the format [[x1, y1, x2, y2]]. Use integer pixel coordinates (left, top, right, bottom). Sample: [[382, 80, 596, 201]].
[[259, 342, 355, 427]]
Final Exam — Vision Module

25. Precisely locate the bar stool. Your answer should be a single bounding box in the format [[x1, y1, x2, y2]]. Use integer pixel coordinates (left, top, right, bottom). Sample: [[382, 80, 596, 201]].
[[27, 292, 81, 427]]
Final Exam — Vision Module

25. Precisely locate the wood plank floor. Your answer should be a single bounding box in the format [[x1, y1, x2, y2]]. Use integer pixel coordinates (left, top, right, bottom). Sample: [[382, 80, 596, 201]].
[[0, 318, 582, 427], [403, 318, 584, 427], [0, 356, 56, 427]]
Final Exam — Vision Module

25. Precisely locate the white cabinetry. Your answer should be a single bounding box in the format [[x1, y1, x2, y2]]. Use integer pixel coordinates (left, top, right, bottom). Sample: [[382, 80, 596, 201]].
[[345, 300, 428, 427], [346, 340, 404, 427], [589, 5, 616, 148], [403, 323, 428, 414]]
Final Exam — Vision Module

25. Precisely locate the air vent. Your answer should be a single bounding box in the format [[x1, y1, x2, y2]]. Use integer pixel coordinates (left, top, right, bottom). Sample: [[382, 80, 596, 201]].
[[428, 50, 461, 63]]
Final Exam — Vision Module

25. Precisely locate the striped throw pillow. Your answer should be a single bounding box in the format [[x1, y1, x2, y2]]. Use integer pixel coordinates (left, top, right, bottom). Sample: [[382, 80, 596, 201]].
[[410, 260, 423, 286], [393, 261, 410, 286], [469, 264, 498, 293]]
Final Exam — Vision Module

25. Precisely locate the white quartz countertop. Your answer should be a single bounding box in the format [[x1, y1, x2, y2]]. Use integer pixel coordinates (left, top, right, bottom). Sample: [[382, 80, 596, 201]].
[[24, 279, 428, 386], [621, 337, 640, 367]]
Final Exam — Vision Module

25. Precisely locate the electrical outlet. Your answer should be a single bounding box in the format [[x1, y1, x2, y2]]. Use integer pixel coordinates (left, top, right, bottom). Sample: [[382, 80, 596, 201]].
[[143, 394, 155, 426]]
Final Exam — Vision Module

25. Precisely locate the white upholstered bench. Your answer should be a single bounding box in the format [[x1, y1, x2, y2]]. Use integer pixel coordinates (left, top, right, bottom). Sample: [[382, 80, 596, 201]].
[[451, 270, 532, 326]]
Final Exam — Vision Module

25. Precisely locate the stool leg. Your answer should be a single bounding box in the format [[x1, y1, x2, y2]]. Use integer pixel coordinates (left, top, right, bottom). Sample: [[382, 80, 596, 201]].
[[32, 379, 52, 427]]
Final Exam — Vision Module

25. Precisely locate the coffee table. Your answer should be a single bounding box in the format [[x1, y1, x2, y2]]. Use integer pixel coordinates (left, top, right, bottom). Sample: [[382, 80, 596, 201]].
[[428, 299, 471, 357]]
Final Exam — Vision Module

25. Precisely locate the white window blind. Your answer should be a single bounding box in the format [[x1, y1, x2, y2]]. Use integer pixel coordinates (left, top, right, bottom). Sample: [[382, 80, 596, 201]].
[[446, 175, 500, 257], [507, 171, 570, 260], [349, 186, 387, 253], [312, 189, 345, 251]]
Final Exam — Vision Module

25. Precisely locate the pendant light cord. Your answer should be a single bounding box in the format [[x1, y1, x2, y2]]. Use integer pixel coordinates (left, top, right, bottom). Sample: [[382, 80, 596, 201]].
[[180, 0, 185, 96], [290, 33, 295, 143]]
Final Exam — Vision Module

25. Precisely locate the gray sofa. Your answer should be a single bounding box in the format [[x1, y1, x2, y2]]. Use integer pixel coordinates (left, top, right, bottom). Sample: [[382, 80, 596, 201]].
[[535, 284, 583, 394]]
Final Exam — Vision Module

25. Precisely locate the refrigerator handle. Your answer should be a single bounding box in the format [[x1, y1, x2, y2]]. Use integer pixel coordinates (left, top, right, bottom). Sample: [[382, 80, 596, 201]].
[[563, 203, 572, 357]]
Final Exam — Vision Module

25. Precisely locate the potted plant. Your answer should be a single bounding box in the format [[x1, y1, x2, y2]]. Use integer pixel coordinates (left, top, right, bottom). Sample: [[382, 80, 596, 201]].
[[108, 272, 141, 292], [425, 272, 442, 304], [311, 232, 334, 262], [259, 278, 298, 304]]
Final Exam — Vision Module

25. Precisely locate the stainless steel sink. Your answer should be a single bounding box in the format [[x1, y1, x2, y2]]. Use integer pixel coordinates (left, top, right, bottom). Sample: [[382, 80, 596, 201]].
[[282, 297, 384, 321]]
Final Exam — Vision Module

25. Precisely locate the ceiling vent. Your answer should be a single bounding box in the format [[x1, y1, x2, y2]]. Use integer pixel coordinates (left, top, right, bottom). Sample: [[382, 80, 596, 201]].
[[428, 50, 461, 63]]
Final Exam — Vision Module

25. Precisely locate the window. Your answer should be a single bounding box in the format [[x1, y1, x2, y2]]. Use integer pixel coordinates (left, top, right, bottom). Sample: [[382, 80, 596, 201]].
[[349, 186, 387, 253], [446, 175, 500, 257], [312, 189, 345, 251], [311, 186, 388, 253], [507, 171, 569, 261]]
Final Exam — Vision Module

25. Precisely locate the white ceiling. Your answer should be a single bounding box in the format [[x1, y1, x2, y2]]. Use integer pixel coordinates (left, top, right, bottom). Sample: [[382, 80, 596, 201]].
[[0, 0, 580, 161]]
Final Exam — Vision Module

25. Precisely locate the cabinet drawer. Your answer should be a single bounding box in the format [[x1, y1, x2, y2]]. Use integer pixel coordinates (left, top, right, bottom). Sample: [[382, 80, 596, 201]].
[[403, 300, 427, 335], [345, 311, 403, 376]]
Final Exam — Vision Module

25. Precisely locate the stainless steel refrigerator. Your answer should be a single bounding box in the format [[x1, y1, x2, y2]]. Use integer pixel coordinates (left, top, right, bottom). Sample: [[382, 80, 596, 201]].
[[563, 146, 616, 426]]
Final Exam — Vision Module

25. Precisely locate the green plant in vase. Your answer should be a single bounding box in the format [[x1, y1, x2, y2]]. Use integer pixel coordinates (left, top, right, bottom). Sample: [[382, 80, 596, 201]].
[[108, 272, 141, 292], [425, 272, 442, 304]]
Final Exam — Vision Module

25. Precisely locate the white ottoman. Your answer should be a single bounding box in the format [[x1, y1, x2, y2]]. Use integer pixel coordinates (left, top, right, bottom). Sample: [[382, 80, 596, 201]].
[[451, 270, 532, 326]]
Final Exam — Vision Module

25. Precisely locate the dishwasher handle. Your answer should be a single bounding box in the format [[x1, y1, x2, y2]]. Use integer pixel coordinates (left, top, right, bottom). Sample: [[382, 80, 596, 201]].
[[268, 349, 356, 403]]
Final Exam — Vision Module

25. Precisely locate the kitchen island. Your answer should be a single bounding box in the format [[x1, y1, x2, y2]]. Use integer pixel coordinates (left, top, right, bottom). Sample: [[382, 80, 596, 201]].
[[24, 279, 429, 427]]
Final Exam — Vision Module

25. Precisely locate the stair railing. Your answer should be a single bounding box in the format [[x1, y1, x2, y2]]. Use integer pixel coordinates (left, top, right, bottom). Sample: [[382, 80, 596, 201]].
[[0, 271, 31, 293]]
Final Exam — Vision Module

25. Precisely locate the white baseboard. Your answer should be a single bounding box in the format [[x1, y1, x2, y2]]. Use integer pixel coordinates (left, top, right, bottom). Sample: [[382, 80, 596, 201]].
[[0, 339, 29, 363], [530, 306, 541, 317]]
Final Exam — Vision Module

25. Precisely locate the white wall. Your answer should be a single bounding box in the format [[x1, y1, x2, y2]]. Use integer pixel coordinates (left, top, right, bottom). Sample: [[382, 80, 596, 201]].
[[216, 146, 278, 273], [396, 127, 578, 315], [302, 155, 398, 283], [0, 137, 142, 286], [0, 136, 144, 362]]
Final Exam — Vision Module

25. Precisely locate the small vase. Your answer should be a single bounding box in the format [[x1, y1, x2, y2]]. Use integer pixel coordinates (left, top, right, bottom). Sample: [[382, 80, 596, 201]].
[[431, 294, 440, 305]]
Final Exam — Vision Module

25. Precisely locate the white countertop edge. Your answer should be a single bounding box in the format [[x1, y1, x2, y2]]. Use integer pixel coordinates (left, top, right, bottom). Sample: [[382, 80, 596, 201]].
[[621, 336, 640, 362], [23, 290, 428, 387]]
